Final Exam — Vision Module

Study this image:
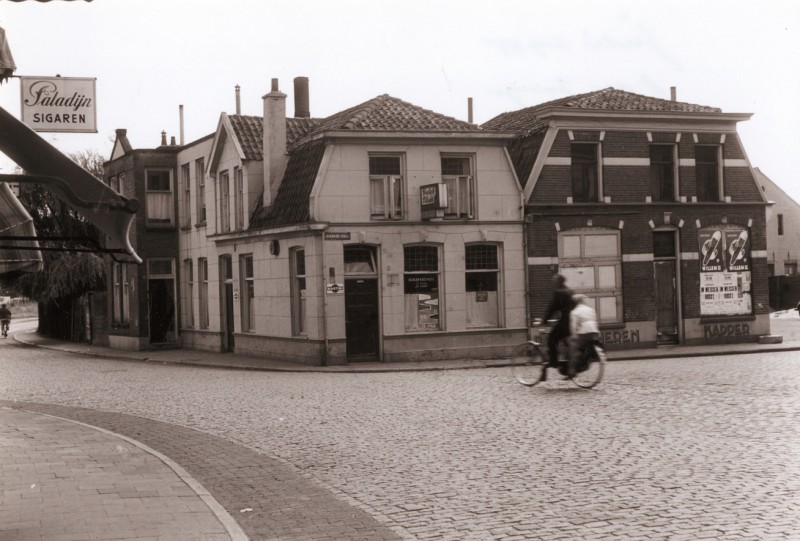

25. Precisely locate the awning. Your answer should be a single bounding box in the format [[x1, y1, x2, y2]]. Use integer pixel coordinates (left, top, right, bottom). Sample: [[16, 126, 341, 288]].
[[0, 181, 42, 275], [0, 104, 141, 264]]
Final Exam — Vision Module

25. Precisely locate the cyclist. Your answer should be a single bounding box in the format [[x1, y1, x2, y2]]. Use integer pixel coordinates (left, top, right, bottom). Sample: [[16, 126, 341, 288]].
[[541, 274, 575, 373], [569, 294, 599, 376], [0, 302, 11, 338]]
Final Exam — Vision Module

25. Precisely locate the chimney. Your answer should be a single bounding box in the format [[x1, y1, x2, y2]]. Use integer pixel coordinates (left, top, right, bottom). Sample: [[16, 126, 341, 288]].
[[160, 130, 167, 146], [294, 76, 310, 118], [170, 136, 177, 146], [468, 97, 473, 124], [670, 86, 677, 102], [235, 85, 241, 115], [262, 78, 288, 207], [179, 105, 185, 145]]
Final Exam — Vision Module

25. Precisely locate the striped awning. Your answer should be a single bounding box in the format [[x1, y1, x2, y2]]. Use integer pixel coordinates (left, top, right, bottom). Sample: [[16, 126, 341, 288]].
[[0, 182, 42, 275]]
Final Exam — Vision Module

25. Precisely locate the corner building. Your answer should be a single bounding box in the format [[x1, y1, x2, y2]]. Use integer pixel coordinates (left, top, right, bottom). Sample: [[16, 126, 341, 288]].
[[484, 88, 770, 349]]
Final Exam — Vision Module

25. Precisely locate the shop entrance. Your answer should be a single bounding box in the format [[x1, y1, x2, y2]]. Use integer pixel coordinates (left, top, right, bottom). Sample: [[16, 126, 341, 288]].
[[344, 246, 380, 360], [654, 231, 679, 344]]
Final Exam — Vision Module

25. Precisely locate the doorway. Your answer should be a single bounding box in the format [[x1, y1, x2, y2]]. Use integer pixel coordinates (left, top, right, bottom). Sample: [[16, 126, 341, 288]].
[[653, 231, 679, 344], [147, 259, 176, 345], [344, 246, 380, 360], [219, 255, 235, 352]]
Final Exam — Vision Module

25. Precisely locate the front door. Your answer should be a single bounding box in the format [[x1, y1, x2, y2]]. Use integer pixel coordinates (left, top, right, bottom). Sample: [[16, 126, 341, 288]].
[[148, 278, 175, 344], [220, 256, 235, 352], [655, 260, 678, 344], [345, 277, 379, 359]]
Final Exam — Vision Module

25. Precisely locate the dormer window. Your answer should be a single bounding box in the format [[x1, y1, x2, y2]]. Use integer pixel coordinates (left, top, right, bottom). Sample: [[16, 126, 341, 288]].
[[369, 155, 404, 220]]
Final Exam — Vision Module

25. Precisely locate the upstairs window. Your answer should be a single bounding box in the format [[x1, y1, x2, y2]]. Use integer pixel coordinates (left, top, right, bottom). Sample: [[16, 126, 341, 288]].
[[571, 143, 599, 202], [442, 156, 475, 219], [109, 175, 119, 193], [234, 167, 245, 230], [219, 170, 230, 233], [195, 158, 206, 225], [650, 145, 676, 201], [778, 214, 784, 236], [696, 145, 721, 201], [181, 163, 191, 227], [145, 168, 173, 226], [369, 155, 404, 220]]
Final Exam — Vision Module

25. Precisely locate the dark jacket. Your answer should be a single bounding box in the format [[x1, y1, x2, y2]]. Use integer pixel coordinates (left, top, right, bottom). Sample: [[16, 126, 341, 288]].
[[543, 285, 575, 330]]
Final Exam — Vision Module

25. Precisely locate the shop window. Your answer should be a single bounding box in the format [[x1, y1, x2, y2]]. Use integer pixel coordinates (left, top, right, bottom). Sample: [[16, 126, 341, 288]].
[[183, 259, 194, 328], [181, 163, 191, 227], [404, 245, 441, 331], [369, 155, 404, 220], [465, 244, 500, 328], [195, 158, 206, 225], [218, 170, 230, 233], [696, 145, 721, 201], [442, 156, 475, 219], [198, 258, 209, 329], [240, 254, 254, 332], [145, 168, 173, 226], [558, 230, 622, 323], [291, 248, 307, 335], [112, 262, 130, 325], [571, 143, 600, 202], [650, 145, 676, 201]]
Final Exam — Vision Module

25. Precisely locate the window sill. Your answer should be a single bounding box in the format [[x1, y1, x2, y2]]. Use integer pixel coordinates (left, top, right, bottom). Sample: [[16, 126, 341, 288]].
[[195, 222, 207, 229], [180, 225, 192, 232]]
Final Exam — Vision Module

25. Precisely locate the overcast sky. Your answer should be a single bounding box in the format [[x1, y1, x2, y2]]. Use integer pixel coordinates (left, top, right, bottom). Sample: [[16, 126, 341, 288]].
[[1, 0, 799, 201]]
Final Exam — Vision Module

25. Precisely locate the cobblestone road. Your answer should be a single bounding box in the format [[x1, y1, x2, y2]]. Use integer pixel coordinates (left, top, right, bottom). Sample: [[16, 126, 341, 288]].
[[1, 340, 799, 540]]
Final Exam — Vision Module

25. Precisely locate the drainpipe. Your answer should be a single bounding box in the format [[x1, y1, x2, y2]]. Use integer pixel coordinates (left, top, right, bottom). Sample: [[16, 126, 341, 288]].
[[523, 208, 532, 340]]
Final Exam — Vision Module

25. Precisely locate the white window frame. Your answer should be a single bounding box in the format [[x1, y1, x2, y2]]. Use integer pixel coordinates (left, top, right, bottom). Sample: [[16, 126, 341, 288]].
[[558, 229, 622, 323], [240, 254, 255, 333], [112, 262, 130, 325], [195, 158, 206, 225], [198, 258, 209, 329], [465, 243, 501, 328], [291, 248, 307, 336], [181, 163, 191, 227], [184, 259, 194, 328], [145, 168, 174, 226], [234, 167, 244, 230], [403, 244, 442, 332], [369, 154, 404, 220], [218, 169, 230, 233]]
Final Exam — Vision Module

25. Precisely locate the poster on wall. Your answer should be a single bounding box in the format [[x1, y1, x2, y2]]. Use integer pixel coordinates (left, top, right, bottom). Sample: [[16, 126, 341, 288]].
[[698, 225, 752, 316]]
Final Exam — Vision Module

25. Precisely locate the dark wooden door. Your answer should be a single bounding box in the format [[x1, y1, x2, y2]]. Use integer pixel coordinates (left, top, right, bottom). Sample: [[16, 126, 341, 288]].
[[655, 261, 678, 344], [345, 278, 379, 359], [148, 278, 175, 344]]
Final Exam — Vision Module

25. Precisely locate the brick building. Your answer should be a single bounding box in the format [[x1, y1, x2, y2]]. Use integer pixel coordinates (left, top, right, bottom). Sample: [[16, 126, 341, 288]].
[[484, 88, 771, 348]]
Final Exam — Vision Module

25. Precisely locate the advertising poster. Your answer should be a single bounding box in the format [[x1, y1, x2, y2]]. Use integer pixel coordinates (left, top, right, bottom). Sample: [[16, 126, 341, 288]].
[[404, 274, 440, 330], [20, 76, 97, 133], [698, 226, 752, 316]]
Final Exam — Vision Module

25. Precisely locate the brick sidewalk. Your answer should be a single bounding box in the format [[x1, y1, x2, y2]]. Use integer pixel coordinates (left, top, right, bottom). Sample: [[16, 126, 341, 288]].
[[0, 407, 241, 540], [1, 402, 402, 541]]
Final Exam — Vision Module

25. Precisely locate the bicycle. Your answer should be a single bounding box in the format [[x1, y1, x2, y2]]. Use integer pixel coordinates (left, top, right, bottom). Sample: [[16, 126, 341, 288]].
[[512, 320, 606, 389], [1, 319, 9, 339]]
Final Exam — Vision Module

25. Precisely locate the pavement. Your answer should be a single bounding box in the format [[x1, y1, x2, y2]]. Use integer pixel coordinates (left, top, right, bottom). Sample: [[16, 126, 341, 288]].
[[3, 319, 800, 540]]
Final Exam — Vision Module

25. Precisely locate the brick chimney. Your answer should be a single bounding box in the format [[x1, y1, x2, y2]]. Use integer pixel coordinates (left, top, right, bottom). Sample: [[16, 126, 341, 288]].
[[262, 78, 287, 207], [294, 76, 310, 118]]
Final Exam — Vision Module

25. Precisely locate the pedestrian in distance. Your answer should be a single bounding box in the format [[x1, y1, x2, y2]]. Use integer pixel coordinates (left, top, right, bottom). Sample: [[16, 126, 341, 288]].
[[541, 273, 575, 372], [0, 302, 11, 338], [569, 294, 600, 377]]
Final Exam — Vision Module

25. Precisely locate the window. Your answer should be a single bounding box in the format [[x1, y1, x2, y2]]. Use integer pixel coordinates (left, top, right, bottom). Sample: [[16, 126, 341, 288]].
[[696, 145, 721, 201], [219, 170, 230, 233], [465, 244, 500, 328], [558, 230, 622, 323], [291, 249, 307, 335], [117, 172, 126, 197], [234, 167, 244, 230], [145, 169, 173, 225], [786, 262, 798, 276], [183, 259, 194, 328], [653, 231, 676, 258], [198, 258, 209, 329], [404, 245, 441, 331], [195, 158, 206, 224], [571, 143, 599, 202], [240, 254, 255, 332], [650, 145, 676, 201], [442, 156, 475, 218], [181, 163, 191, 227], [369, 155, 403, 219], [112, 262, 130, 325], [767, 263, 775, 277], [778, 214, 784, 236], [109, 175, 119, 193]]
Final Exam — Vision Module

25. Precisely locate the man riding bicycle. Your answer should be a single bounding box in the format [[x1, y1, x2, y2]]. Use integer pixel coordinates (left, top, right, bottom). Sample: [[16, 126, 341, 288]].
[[0, 303, 11, 338]]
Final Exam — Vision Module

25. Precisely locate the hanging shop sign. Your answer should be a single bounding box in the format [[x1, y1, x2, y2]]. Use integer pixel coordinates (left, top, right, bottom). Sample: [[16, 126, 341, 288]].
[[698, 225, 752, 316], [20, 76, 97, 133], [420, 183, 447, 220]]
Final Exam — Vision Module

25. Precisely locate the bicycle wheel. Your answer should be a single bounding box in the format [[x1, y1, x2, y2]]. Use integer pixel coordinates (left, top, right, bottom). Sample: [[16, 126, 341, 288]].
[[571, 344, 606, 389], [511, 341, 547, 386]]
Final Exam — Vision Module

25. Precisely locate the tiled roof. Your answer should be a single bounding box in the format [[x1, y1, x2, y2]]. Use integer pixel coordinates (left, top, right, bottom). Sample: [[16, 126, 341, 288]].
[[307, 94, 478, 135], [482, 87, 722, 136], [248, 139, 327, 229], [227, 115, 321, 160]]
